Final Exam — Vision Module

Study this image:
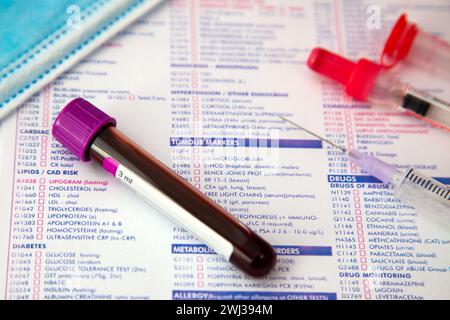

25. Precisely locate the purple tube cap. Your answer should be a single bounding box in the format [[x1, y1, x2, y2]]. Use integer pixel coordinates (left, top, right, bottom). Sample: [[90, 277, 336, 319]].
[[52, 98, 116, 161]]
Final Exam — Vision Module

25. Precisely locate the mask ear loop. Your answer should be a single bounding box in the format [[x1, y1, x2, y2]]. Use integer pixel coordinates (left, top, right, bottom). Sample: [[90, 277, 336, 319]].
[[380, 13, 418, 69]]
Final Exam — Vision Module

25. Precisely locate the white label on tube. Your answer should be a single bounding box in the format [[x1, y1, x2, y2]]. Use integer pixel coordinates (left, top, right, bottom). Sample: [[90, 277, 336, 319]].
[[114, 163, 234, 260]]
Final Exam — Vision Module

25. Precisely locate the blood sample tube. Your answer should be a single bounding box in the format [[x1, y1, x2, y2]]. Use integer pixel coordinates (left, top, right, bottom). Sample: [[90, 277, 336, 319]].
[[381, 13, 450, 79], [307, 47, 450, 130], [52, 98, 276, 277]]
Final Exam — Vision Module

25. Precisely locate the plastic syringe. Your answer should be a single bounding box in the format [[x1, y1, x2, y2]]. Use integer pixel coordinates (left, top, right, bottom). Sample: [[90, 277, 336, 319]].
[[280, 116, 450, 227]]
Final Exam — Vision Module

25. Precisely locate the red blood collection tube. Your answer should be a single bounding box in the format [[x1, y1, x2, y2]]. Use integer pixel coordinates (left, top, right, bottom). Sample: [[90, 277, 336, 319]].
[[52, 98, 276, 277], [307, 47, 450, 130], [382, 13, 450, 78]]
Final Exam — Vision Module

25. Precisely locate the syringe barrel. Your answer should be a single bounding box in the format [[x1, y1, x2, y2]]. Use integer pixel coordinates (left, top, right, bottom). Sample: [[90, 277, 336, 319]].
[[368, 70, 450, 130], [348, 150, 450, 227], [393, 169, 450, 226]]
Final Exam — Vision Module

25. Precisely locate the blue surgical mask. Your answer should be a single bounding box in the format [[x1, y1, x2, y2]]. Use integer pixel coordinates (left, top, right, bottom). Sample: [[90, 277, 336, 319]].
[[0, 0, 163, 119]]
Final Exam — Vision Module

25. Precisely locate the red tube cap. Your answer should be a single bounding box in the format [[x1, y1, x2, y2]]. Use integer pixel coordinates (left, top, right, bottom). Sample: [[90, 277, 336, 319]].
[[381, 13, 418, 68], [307, 47, 383, 101]]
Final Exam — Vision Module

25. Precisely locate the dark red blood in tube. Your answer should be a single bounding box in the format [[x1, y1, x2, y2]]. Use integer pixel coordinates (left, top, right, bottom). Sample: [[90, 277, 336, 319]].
[[52, 98, 276, 277], [90, 127, 276, 276]]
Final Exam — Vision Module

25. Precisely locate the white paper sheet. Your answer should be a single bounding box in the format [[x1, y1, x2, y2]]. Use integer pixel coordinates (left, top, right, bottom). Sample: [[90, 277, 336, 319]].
[[1, 0, 449, 300]]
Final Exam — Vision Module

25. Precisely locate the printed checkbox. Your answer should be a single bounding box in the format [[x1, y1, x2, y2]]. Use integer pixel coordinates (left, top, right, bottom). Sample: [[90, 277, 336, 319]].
[[40, 161, 46, 167], [357, 230, 364, 236], [41, 136, 48, 141], [193, 116, 199, 121], [364, 285, 370, 293], [363, 279, 369, 285], [355, 209, 361, 215], [39, 178, 46, 184], [41, 142, 47, 148], [42, 122, 48, 128], [356, 223, 363, 229], [34, 265, 41, 271], [197, 281, 204, 288], [34, 272, 41, 279], [358, 243, 365, 249], [38, 206, 44, 211], [39, 192, 45, 198], [355, 216, 362, 222], [35, 258, 41, 264], [365, 293, 371, 299], [43, 116, 49, 122], [33, 294, 39, 300], [360, 257, 367, 264], [193, 109, 200, 115], [193, 155, 200, 161], [37, 213, 44, 218], [194, 176, 200, 182], [197, 273, 204, 279], [36, 234, 43, 240], [39, 185, 45, 191], [33, 286, 40, 294], [353, 190, 359, 195], [129, 94, 135, 100], [37, 227, 43, 233], [35, 251, 42, 257], [197, 264, 203, 271], [41, 148, 47, 154], [34, 279, 40, 286], [196, 256, 203, 263], [193, 163, 200, 168], [194, 169, 200, 175], [194, 183, 201, 189], [353, 196, 360, 203], [360, 250, 366, 256], [37, 220, 43, 226], [354, 203, 361, 209], [193, 123, 199, 128], [40, 155, 47, 161], [38, 199, 44, 205], [358, 236, 364, 243], [361, 264, 367, 271]]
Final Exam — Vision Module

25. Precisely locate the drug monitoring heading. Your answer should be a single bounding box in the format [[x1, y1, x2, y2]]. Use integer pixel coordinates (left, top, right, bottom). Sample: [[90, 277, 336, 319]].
[[280, 116, 450, 227]]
